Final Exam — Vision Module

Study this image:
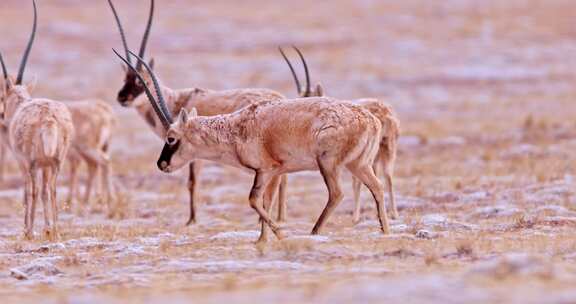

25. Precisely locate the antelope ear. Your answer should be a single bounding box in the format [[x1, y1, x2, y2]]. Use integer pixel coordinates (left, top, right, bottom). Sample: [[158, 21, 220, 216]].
[[26, 76, 37, 93], [315, 83, 325, 97], [148, 58, 155, 70], [121, 63, 128, 73], [178, 108, 189, 125]]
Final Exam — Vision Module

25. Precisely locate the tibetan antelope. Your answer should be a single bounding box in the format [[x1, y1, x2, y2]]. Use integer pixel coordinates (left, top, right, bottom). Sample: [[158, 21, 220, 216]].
[[114, 51, 391, 243], [65, 100, 117, 216], [280, 47, 400, 223], [0, 0, 74, 239], [0, 25, 117, 219], [107, 0, 288, 225]]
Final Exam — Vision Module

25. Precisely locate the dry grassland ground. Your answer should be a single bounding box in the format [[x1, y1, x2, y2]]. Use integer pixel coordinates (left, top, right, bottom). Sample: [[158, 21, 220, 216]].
[[1, 0, 576, 303]]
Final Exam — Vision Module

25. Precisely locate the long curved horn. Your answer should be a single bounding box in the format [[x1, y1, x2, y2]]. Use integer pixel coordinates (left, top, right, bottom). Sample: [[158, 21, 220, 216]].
[[107, 0, 131, 64], [136, 0, 155, 71], [0, 52, 8, 81], [279, 47, 302, 96], [16, 0, 37, 85], [113, 49, 171, 130], [293, 46, 311, 97], [129, 51, 172, 124]]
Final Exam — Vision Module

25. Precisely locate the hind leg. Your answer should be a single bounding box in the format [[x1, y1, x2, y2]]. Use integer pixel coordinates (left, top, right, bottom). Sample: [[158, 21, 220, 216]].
[[381, 159, 398, 219], [50, 165, 60, 239], [82, 160, 98, 214], [276, 175, 288, 222], [352, 176, 362, 224], [66, 156, 80, 212], [311, 157, 344, 235], [22, 169, 34, 239], [347, 162, 390, 234], [41, 166, 58, 240]]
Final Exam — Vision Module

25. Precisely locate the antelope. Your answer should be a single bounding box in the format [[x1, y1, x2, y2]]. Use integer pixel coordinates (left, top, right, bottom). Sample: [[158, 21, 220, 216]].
[[0, 24, 117, 219], [279, 47, 400, 223], [0, 0, 74, 240], [65, 100, 117, 216], [107, 0, 289, 225], [114, 51, 391, 243]]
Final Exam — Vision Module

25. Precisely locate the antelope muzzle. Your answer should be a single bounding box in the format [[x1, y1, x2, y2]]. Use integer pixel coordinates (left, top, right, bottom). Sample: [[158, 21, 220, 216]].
[[157, 140, 180, 173]]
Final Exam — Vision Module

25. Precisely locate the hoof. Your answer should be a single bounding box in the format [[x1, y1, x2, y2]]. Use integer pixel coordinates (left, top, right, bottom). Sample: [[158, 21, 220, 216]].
[[273, 228, 286, 240], [23, 231, 34, 241], [381, 227, 391, 235], [43, 228, 59, 242], [255, 235, 268, 245], [185, 218, 196, 226]]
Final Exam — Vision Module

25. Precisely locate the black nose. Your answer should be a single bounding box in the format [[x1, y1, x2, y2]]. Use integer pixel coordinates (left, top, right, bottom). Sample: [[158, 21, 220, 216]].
[[157, 160, 169, 172], [117, 95, 129, 106]]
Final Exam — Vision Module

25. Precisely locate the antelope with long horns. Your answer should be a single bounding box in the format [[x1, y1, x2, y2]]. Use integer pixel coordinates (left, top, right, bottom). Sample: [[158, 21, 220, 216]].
[[114, 51, 391, 243], [107, 0, 288, 225], [280, 47, 400, 223], [0, 1, 74, 240], [0, 22, 117, 219]]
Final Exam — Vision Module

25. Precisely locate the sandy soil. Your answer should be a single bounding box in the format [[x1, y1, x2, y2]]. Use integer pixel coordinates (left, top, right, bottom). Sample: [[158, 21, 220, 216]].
[[1, 0, 576, 303]]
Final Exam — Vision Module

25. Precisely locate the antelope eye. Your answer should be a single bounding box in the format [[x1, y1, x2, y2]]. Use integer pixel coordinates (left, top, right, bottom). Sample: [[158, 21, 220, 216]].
[[167, 137, 177, 145]]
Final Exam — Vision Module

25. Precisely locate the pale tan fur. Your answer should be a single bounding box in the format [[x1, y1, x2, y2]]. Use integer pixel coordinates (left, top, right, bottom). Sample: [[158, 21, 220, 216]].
[[66, 100, 117, 216], [160, 97, 391, 243], [300, 85, 400, 223], [130, 67, 288, 224], [2, 79, 74, 240], [350, 98, 400, 222]]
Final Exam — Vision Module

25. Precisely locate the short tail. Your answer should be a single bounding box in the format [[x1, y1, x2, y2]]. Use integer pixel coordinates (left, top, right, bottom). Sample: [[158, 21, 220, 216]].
[[41, 121, 59, 159]]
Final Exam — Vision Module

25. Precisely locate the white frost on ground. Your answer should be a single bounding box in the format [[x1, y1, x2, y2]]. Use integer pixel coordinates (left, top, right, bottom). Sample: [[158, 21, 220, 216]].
[[210, 230, 261, 241], [156, 259, 309, 273], [10, 259, 63, 281]]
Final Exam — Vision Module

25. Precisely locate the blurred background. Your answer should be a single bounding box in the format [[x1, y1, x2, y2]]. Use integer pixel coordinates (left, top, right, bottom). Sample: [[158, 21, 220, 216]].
[[1, 1, 576, 303]]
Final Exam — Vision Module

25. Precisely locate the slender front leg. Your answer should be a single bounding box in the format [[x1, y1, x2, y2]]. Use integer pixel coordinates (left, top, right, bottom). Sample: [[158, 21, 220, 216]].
[[186, 161, 203, 225], [101, 159, 116, 218], [311, 158, 343, 235], [258, 175, 282, 244], [249, 171, 284, 243], [66, 157, 79, 211], [83, 161, 98, 214]]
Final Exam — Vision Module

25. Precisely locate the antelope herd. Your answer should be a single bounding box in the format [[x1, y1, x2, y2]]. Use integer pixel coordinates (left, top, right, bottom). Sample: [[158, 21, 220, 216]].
[[0, 0, 401, 243]]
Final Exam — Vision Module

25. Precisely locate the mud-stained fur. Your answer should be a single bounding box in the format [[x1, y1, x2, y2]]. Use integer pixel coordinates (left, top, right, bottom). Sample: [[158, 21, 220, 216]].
[[66, 100, 117, 216], [158, 97, 391, 243]]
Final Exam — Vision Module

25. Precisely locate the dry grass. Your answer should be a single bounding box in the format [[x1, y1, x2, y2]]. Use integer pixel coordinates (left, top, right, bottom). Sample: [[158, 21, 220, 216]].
[[1, 0, 576, 303]]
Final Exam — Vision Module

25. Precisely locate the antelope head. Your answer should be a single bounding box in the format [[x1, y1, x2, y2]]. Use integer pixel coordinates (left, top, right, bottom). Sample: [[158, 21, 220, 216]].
[[0, 0, 37, 120], [107, 0, 155, 106], [279, 46, 324, 98], [114, 49, 195, 173]]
